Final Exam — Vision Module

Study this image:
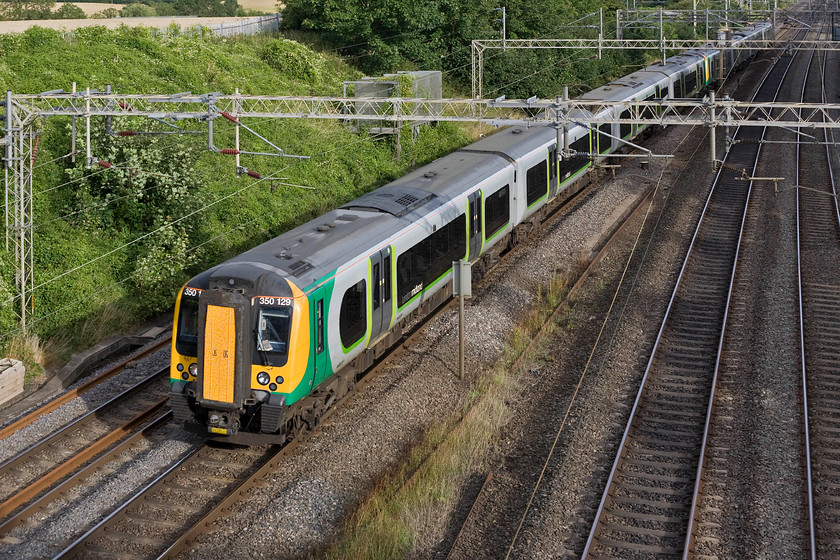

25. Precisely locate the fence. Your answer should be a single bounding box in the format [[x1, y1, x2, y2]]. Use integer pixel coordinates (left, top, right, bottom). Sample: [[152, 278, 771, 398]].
[[209, 14, 282, 38], [52, 13, 284, 41]]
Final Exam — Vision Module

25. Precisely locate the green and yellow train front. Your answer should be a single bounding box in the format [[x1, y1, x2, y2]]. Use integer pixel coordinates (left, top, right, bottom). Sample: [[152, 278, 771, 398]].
[[169, 274, 319, 443]]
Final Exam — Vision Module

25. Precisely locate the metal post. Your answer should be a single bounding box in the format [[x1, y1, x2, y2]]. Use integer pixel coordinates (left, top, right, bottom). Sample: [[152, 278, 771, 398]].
[[660, 8, 666, 64], [563, 86, 570, 156], [709, 91, 717, 168], [459, 290, 465, 380], [693, 0, 697, 36], [479, 47, 484, 99], [502, 6, 506, 51], [18, 124, 24, 326], [453, 259, 472, 380], [471, 42, 477, 100], [617, 9, 622, 40], [4, 90, 11, 251], [85, 87, 92, 167], [234, 88, 240, 170], [71, 82, 76, 164]]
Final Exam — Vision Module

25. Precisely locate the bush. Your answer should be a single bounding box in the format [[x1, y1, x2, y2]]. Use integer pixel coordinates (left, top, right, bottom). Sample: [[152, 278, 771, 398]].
[[91, 7, 119, 17], [120, 3, 156, 17], [53, 3, 86, 18], [259, 38, 325, 83]]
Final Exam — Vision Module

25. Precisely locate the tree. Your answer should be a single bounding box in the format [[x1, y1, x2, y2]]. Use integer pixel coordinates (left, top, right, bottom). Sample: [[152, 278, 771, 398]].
[[0, 0, 55, 20], [120, 2, 156, 17], [91, 7, 119, 18], [53, 3, 86, 19], [282, 0, 497, 74]]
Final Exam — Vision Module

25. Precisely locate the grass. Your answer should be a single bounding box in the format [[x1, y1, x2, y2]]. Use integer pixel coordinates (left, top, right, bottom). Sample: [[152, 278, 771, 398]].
[[319, 270, 577, 560], [0, 26, 477, 368]]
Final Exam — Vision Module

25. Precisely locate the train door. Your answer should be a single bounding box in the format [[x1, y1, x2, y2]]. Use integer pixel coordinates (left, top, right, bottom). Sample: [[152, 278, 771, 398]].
[[547, 145, 559, 198], [468, 191, 483, 261], [369, 247, 393, 341], [311, 287, 327, 386]]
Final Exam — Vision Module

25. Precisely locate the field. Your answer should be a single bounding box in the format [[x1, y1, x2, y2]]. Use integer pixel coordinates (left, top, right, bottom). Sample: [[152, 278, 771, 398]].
[[52, 0, 280, 15]]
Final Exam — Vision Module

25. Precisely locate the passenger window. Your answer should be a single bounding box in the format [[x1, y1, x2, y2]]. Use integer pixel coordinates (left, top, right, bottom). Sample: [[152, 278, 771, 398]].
[[339, 280, 367, 348], [383, 255, 392, 303], [526, 158, 548, 206], [485, 185, 510, 239], [396, 215, 466, 307]]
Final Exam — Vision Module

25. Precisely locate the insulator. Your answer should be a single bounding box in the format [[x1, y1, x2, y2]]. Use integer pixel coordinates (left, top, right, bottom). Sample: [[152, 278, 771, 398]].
[[117, 131, 137, 136], [221, 111, 239, 124], [97, 160, 113, 169], [31, 136, 40, 164], [220, 148, 240, 155], [246, 170, 261, 179], [118, 102, 134, 110]]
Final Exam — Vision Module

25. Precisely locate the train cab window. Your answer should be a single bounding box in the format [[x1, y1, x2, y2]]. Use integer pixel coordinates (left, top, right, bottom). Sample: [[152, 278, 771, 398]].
[[526, 158, 549, 206], [340, 279, 367, 348], [549, 146, 558, 183], [484, 185, 510, 239], [255, 308, 292, 367], [176, 296, 199, 356]]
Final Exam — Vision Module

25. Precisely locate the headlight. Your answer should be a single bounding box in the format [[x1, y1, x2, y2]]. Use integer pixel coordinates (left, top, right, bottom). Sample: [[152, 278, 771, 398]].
[[257, 371, 270, 385], [275, 375, 284, 384], [176, 363, 184, 372], [189, 363, 198, 376]]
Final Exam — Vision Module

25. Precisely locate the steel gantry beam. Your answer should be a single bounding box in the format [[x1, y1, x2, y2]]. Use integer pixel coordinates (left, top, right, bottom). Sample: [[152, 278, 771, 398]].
[[10, 90, 840, 128], [471, 38, 840, 98]]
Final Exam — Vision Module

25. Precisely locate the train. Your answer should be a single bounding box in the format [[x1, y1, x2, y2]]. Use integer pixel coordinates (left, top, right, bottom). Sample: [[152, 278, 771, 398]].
[[169, 21, 774, 445]]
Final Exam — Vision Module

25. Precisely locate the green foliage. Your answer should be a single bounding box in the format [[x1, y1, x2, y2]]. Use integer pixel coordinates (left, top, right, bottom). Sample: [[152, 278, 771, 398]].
[[260, 38, 325, 83], [282, 0, 653, 98], [53, 3, 86, 18], [91, 7, 119, 17], [120, 3, 156, 17], [283, 0, 498, 75], [0, 0, 54, 20]]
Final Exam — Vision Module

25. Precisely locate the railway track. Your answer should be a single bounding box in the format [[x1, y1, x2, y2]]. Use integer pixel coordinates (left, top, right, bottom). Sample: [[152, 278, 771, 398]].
[[0, 335, 171, 441], [580, 31, 801, 559], [0, 367, 171, 525], [796, 31, 840, 559]]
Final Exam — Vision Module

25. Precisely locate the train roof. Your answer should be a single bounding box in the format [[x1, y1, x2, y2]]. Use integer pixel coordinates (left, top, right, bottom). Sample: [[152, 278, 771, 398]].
[[460, 126, 557, 161], [193, 150, 511, 292]]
